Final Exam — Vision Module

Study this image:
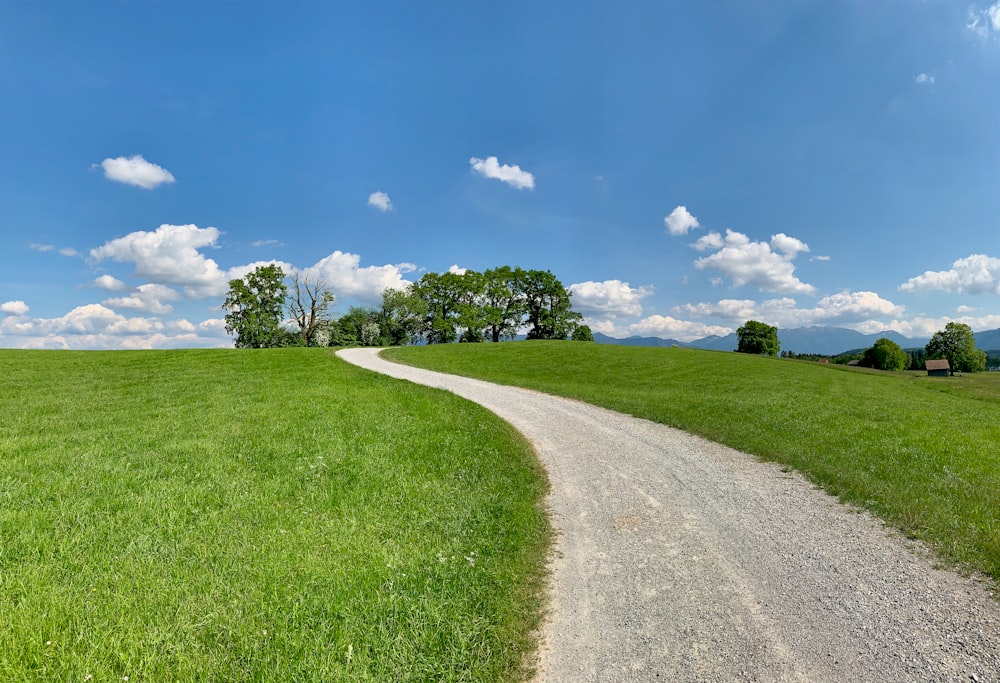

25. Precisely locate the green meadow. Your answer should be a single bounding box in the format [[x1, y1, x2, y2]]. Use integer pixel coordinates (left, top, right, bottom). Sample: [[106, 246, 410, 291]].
[[386, 342, 1000, 584], [0, 349, 549, 681]]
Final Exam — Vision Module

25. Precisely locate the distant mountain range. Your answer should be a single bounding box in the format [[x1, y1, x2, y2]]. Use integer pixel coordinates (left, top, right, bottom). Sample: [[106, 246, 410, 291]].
[[593, 326, 1000, 356]]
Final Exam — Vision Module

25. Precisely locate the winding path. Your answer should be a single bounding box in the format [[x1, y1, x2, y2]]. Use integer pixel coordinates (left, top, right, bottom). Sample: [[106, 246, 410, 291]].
[[337, 348, 1000, 682]]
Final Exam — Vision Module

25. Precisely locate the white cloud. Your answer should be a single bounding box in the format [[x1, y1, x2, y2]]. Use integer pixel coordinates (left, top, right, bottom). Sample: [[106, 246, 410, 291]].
[[692, 229, 816, 294], [90, 275, 128, 291], [90, 224, 243, 298], [569, 280, 654, 319], [447, 264, 468, 275], [899, 254, 1000, 295], [29, 243, 54, 252], [368, 191, 393, 212], [103, 284, 181, 314], [251, 239, 281, 248], [59, 247, 80, 257], [0, 304, 232, 349], [916, 73, 935, 85], [663, 205, 700, 236], [469, 156, 535, 190], [692, 231, 725, 251], [812, 255, 831, 262], [1, 300, 29, 316], [968, 3, 1000, 40], [957, 305, 977, 314], [99, 155, 175, 190], [303, 251, 417, 305], [675, 291, 904, 329], [770, 233, 809, 258]]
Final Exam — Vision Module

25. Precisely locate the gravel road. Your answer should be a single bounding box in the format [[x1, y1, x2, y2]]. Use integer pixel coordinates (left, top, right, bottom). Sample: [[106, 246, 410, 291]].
[[337, 347, 1000, 682]]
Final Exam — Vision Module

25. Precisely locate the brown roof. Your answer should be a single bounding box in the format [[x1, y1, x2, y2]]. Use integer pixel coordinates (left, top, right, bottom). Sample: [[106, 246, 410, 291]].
[[926, 359, 950, 371]]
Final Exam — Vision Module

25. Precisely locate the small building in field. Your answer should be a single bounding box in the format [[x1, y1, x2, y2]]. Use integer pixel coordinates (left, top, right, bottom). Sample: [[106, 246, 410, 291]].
[[926, 359, 951, 377]]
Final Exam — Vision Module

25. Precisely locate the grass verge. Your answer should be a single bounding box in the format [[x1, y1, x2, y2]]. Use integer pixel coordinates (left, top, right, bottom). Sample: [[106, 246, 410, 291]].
[[385, 342, 1000, 584], [0, 348, 549, 681]]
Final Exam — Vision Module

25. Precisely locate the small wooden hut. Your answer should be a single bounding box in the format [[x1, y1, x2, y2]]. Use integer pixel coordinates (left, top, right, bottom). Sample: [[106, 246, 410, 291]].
[[926, 359, 951, 377]]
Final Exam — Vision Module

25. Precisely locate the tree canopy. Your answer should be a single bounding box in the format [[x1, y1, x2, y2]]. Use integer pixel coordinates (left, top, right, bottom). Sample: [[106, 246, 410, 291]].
[[408, 266, 581, 344], [222, 264, 582, 348], [862, 337, 909, 371], [223, 264, 289, 348], [736, 320, 780, 356], [926, 322, 986, 373]]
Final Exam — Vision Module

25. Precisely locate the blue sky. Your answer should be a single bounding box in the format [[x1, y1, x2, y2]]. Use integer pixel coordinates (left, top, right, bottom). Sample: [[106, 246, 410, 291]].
[[2, 1, 1000, 349]]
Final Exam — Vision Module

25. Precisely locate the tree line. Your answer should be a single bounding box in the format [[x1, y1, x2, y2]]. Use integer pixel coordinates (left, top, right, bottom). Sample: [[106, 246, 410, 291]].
[[736, 317, 995, 373], [223, 264, 591, 348]]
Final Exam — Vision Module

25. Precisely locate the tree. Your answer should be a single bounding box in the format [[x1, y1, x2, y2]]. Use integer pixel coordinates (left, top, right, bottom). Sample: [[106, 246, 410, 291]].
[[572, 324, 595, 342], [862, 337, 908, 371], [411, 271, 467, 344], [331, 306, 377, 346], [223, 264, 288, 348], [521, 269, 582, 340], [482, 266, 527, 342], [377, 286, 426, 346], [736, 320, 779, 356], [926, 322, 986, 373], [287, 272, 336, 347]]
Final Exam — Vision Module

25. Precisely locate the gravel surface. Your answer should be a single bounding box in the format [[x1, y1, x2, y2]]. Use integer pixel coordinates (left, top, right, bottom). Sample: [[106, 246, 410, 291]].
[[337, 348, 1000, 682]]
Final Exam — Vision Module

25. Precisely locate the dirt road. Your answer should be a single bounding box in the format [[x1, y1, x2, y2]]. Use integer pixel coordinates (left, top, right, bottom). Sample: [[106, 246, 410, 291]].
[[337, 348, 1000, 682]]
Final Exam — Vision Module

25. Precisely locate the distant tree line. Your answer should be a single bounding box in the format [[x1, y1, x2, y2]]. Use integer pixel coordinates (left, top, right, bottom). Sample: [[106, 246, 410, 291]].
[[779, 322, 996, 373], [223, 264, 589, 348]]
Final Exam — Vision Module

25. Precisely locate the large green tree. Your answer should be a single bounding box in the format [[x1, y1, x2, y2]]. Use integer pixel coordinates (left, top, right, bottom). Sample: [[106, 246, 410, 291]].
[[736, 320, 780, 356], [521, 269, 582, 340], [377, 287, 426, 346], [411, 271, 468, 344], [862, 337, 909, 371], [223, 264, 289, 348], [481, 266, 527, 342], [926, 322, 986, 373]]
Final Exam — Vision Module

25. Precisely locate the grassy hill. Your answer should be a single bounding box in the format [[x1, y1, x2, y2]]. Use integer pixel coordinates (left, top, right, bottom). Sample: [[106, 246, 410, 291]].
[[386, 342, 1000, 585], [0, 349, 548, 681]]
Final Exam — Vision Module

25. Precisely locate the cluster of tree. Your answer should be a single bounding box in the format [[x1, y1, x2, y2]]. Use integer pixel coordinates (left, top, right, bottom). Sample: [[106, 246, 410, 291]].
[[782, 322, 995, 374], [333, 266, 587, 345], [222, 264, 587, 348]]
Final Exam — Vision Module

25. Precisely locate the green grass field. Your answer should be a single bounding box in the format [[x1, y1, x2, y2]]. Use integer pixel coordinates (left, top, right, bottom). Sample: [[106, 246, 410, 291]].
[[0, 349, 549, 681], [385, 342, 1000, 584]]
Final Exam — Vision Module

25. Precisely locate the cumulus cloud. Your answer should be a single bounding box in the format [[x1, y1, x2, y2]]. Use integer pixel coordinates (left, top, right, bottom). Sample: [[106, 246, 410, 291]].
[[675, 291, 904, 329], [969, 3, 1000, 39], [447, 264, 468, 275], [899, 254, 1000, 295], [303, 251, 417, 305], [90, 224, 235, 298], [99, 155, 175, 190], [469, 156, 535, 190], [569, 280, 654, 319], [368, 191, 393, 212], [663, 205, 700, 236], [0, 304, 232, 350], [90, 274, 128, 291], [103, 284, 181, 314], [692, 229, 815, 294], [1, 300, 29, 316]]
